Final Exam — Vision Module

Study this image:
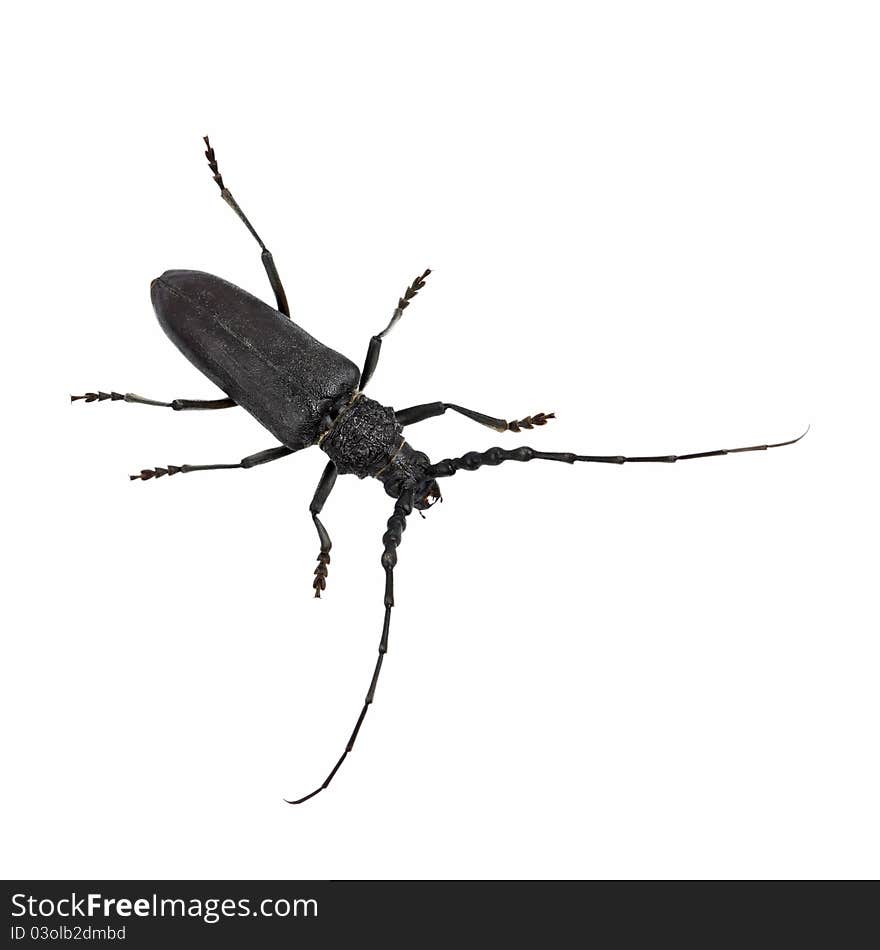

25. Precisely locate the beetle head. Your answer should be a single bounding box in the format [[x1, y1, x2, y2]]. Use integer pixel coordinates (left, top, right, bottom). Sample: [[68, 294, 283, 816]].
[[378, 444, 442, 511]]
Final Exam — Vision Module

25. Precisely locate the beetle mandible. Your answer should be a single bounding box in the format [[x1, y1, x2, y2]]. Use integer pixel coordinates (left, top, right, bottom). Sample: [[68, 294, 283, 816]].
[[72, 137, 806, 803]]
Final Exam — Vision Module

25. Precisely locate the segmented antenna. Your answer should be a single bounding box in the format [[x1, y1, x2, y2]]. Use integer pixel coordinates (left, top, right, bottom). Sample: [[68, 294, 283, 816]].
[[428, 429, 810, 479], [286, 490, 415, 804]]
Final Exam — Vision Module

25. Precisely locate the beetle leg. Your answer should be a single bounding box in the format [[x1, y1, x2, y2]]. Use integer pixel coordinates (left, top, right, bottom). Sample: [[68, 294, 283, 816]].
[[203, 136, 291, 318], [395, 401, 555, 433], [309, 461, 338, 598], [71, 391, 236, 410], [428, 429, 810, 480], [129, 445, 294, 481], [358, 270, 431, 390]]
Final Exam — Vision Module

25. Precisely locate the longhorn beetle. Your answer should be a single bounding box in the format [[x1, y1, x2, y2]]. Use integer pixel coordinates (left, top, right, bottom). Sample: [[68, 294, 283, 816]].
[[72, 137, 806, 804]]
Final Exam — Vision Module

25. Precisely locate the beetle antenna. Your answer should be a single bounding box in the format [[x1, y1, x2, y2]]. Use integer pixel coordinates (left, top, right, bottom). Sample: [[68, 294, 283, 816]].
[[428, 428, 810, 480], [285, 489, 415, 804]]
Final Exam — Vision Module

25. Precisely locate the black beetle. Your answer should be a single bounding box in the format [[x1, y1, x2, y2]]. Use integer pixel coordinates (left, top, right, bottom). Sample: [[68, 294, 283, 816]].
[[73, 137, 806, 804]]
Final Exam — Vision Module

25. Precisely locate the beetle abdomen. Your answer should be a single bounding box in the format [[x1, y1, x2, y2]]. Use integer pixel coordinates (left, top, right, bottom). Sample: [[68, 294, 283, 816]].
[[151, 270, 360, 450]]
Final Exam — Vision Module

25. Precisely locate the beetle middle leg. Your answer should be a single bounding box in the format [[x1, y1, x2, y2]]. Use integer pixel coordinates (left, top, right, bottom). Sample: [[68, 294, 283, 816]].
[[203, 136, 291, 318], [130, 445, 294, 481], [309, 461, 338, 598], [395, 401, 555, 433], [71, 391, 237, 410]]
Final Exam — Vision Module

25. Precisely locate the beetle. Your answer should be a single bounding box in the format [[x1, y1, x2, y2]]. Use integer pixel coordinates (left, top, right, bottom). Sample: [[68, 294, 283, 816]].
[[72, 137, 806, 804]]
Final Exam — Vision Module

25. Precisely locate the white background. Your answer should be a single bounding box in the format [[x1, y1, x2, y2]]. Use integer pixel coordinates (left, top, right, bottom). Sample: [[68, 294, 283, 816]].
[[3, 2, 878, 879]]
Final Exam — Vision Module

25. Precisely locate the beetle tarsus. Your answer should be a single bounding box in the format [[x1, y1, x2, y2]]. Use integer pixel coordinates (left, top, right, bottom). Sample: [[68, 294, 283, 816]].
[[309, 466, 337, 597], [130, 465, 184, 481], [203, 135, 225, 192], [378, 269, 432, 340], [506, 411, 555, 433], [313, 552, 330, 597], [71, 391, 125, 403], [358, 270, 433, 390]]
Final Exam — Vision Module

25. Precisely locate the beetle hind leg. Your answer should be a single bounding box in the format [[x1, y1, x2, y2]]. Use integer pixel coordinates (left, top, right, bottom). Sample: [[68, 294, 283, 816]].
[[202, 136, 291, 318], [71, 391, 236, 410]]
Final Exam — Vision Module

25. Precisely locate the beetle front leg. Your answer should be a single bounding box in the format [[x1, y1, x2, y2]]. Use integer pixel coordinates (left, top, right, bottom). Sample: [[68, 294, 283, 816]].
[[395, 401, 554, 433], [310, 461, 338, 598], [71, 391, 237, 410]]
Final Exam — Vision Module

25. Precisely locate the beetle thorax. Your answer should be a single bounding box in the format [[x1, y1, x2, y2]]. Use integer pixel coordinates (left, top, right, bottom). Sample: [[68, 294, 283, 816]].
[[320, 395, 403, 478]]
